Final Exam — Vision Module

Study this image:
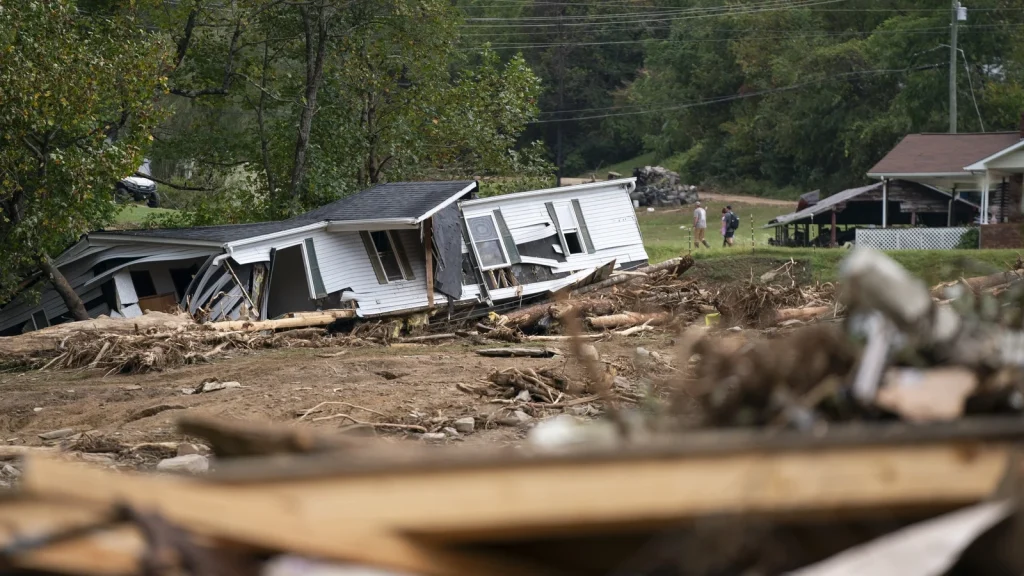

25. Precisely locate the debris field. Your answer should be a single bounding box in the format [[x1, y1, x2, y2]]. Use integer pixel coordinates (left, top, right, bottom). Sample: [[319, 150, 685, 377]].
[[4, 249, 1024, 575]]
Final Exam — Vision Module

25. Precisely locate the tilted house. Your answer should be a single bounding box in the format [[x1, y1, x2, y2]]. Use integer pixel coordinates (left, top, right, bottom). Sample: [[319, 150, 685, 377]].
[[0, 179, 647, 334]]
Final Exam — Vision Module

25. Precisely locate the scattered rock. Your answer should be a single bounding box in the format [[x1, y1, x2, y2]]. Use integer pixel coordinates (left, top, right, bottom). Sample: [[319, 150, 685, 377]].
[[631, 166, 700, 207], [375, 370, 410, 380], [121, 385, 143, 391], [32, 407, 42, 413], [420, 432, 446, 443], [498, 410, 534, 427], [1, 464, 21, 478], [37, 428, 75, 441], [442, 427, 460, 437], [515, 389, 532, 402], [156, 454, 209, 475], [453, 417, 475, 434]]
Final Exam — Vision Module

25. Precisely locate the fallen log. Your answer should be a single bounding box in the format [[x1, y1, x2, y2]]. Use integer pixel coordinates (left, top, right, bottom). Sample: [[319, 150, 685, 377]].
[[588, 312, 671, 330], [573, 256, 694, 296], [208, 310, 356, 332], [549, 299, 617, 320], [930, 270, 1024, 299], [178, 415, 360, 458], [396, 333, 457, 343], [475, 347, 560, 358], [774, 306, 832, 324]]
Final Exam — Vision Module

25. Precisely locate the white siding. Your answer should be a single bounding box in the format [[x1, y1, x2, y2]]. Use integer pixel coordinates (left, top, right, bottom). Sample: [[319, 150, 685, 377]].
[[309, 229, 450, 316], [460, 183, 648, 274]]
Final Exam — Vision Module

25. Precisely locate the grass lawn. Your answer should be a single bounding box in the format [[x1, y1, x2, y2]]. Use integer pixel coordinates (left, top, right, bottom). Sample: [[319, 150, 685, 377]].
[[113, 204, 177, 225], [636, 204, 1020, 286], [574, 152, 657, 180]]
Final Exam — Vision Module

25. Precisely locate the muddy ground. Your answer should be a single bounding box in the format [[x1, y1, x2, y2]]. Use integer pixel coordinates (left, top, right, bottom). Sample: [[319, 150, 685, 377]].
[[0, 334, 679, 451]]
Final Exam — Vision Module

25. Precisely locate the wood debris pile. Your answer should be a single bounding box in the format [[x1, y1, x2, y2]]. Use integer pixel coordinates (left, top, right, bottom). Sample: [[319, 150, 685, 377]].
[[665, 249, 1024, 431]]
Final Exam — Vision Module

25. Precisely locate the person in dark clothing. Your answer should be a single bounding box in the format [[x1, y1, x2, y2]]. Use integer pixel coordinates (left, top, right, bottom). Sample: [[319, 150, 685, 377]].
[[724, 205, 738, 247]]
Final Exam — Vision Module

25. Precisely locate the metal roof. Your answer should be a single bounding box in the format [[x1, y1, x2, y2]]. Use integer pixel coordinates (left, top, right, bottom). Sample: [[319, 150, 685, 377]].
[[763, 180, 976, 228], [867, 133, 1020, 177]]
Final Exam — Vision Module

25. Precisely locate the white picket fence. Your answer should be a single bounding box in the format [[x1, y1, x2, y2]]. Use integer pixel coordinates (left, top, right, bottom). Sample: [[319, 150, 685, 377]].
[[854, 227, 973, 250]]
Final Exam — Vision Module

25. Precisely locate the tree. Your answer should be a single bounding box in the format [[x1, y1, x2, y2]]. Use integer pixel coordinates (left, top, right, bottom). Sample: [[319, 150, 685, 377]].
[[0, 0, 168, 314], [148, 0, 552, 225]]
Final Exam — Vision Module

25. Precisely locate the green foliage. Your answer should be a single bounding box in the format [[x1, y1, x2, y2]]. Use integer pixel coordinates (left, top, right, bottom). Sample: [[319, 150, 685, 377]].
[[615, 0, 1024, 193], [0, 0, 169, 301], [956, 227, 981, 250], [147, 0, 552, 226]]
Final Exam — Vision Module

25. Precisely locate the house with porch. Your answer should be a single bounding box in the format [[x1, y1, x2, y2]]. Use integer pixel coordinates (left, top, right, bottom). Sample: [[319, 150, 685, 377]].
[[867, 129, 1024, 247]]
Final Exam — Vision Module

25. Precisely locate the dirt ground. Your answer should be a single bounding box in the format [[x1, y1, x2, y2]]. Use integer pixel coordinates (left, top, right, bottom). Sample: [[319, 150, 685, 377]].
[[0, 335, 677, 451]]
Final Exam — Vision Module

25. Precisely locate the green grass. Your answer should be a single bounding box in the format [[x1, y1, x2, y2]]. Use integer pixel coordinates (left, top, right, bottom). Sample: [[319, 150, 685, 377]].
[[636, 203, 1021, 286], [113, 204, 177, 225], [574, 152, 657, 179]]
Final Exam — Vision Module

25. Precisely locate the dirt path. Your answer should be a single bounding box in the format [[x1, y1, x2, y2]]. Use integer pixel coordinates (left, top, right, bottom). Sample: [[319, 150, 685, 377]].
[[698, 192, 793, 207]]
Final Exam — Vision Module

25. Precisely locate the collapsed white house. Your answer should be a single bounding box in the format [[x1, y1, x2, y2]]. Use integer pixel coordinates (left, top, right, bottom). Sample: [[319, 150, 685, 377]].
[[0, 179, 648, 334]]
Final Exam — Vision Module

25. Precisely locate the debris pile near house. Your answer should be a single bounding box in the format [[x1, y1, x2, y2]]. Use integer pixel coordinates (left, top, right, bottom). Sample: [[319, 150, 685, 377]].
[[630, 165, 700, 207]]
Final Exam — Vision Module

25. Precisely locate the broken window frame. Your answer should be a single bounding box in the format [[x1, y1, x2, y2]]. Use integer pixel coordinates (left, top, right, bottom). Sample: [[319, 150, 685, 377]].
[[369, 230, 411, 283], [552, 202, 586, 256], [465, 213, 510, 271]]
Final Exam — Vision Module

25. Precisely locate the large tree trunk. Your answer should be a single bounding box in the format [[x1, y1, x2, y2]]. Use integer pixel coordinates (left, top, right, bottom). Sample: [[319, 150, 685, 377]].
[[289, 5, 330, 204], [38, 255, 88, 322]]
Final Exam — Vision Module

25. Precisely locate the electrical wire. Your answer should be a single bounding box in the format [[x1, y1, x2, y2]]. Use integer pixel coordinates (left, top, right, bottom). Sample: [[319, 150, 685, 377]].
[[527, 64, 941, 123]]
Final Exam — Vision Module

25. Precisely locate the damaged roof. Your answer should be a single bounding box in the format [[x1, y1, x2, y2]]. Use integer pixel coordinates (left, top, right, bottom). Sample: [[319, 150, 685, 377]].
[[94, 180, 478, 245], [867, 133, 1021, 177], [299, 181, 477, 223], [93, 220, 317, 244]]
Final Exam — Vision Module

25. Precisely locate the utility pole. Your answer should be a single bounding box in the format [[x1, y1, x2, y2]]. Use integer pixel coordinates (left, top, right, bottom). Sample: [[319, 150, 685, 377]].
[[949, 0, 960, 133]]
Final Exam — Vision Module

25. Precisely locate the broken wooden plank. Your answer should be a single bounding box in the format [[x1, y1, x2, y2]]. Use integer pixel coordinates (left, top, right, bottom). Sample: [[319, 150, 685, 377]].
[[475, 347, 560, 358], [573, 256, 693, 296], [18, 458, 549, 576]]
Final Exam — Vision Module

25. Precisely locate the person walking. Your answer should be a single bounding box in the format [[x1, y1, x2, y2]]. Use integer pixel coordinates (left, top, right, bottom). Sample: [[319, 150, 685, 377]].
[[720, 208, 729, 247], [692, 201, 710, 248], [723, 205, 739, 247]]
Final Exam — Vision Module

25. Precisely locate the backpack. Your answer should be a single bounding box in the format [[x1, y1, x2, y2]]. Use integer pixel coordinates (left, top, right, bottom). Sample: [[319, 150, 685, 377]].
[[728, 212, 740, 231]]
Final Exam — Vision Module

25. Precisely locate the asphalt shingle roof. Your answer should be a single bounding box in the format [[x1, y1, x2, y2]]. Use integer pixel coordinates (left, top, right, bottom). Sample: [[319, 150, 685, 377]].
[[96, 220, 316, 243], [867, 133, 1020, 176], [97, 180, 477, 244], [299, 180, 476, 222]]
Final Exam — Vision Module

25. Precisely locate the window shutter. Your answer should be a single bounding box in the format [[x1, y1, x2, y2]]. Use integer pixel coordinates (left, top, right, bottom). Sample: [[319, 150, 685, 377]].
[[390, 231, 415, 280], [571, 199, 596, 253], [359, 231, 388, 285], [493, 209, 520, 264], [303, 238, 327, 298]]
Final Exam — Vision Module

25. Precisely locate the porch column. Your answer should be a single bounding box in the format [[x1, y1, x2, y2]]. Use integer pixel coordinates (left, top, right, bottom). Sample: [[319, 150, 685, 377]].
[[947, 185, 955, 226], [830, 209, 837, 247], [910, 211, 917, 226], [982, 175, 988, 224], [882, 178, 888, 228]]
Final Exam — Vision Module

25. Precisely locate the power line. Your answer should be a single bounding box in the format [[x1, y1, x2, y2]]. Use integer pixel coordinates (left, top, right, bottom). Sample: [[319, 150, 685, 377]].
[[460, 0, 845, 28], [466, 22, 1024, 50], [527, 65, 942, 123]]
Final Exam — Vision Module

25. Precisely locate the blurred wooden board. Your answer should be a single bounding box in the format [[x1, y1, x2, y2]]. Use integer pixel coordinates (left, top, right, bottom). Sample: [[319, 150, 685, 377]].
[[14, 419, 1021, 575]]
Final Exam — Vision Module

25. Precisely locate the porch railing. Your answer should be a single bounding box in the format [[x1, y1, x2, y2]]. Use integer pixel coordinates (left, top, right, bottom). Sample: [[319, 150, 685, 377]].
[[854, 227, 973, 250]]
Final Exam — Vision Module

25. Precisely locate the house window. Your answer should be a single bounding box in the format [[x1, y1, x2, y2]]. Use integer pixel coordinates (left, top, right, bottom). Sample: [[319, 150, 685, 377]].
[[553, 202, 586, 255], [467, 215, 509, 270], [31, 310, 49, 331], [370, 231, 406, 282]]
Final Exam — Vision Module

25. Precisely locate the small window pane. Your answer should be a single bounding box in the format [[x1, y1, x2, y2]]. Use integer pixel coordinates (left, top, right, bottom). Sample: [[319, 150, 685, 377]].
[[370, 231, 404, 281], [476, 240, 507, 268], [564, 231, 584, 254], [554, 204, 577, 230], [468, 216, 499, 241]]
